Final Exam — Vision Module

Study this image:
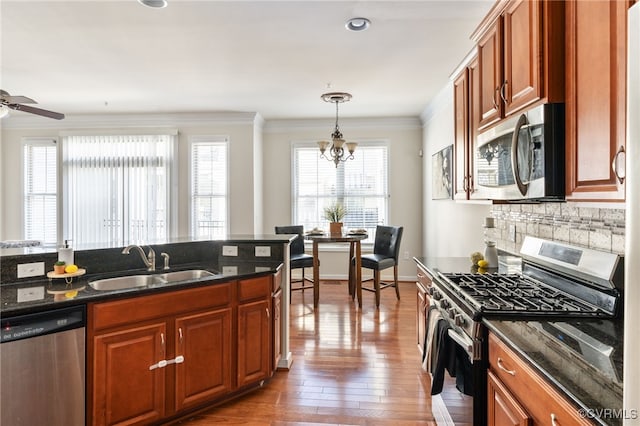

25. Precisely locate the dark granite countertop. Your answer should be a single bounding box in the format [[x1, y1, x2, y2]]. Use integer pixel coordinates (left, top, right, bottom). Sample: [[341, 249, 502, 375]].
[[0, 261, 282, 318], [414, 256, 623, 426]]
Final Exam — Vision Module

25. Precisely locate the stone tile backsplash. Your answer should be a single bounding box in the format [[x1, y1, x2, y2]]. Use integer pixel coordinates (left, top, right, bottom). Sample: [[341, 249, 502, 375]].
[[488, 203, 625, 254]]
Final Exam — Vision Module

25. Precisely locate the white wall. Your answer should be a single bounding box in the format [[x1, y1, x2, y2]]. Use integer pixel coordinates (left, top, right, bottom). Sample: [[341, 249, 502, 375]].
[[262, 117, 423, 281], [421, 85, 490, 258]]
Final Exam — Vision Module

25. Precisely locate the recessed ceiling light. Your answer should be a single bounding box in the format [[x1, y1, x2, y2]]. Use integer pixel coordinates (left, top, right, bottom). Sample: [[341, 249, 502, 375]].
[[138, 0, 168, 8], [345, 17, 371, 32]]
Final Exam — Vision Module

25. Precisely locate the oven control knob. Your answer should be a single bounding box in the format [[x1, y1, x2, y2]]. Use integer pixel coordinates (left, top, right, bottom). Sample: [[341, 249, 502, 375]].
[[454, 314, 466, 327], [448, 308, 457, 319], [440, 299, 450, 309], [427, 287, 434, 296], [432, 289, 442, 300]]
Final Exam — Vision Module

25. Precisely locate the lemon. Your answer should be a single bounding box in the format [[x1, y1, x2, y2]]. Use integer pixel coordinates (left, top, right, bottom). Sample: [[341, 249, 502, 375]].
[[64, 264, 79, 274], [478, 267, 487, 274], [65, 290, 78, 299], [477, 259, 489, 268]]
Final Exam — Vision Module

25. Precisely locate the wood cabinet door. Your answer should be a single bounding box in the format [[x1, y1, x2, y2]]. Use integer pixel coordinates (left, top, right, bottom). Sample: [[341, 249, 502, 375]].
[[237, 298, 271, 388], [487, 371, 532, 426], [477, 18, 503, 130], [502, 0, 542, 116], [93, 322, 167, 426], [174, 308, 233, 412], [453, 67, 470, 200], [565, 0, 627, 201]]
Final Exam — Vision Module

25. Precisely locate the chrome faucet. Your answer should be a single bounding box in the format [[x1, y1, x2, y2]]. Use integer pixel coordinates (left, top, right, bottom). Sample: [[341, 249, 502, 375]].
[[122, 245, 156, 271]]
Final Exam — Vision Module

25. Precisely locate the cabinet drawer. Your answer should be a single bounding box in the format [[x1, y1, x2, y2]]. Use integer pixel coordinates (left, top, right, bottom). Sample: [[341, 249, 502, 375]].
[[488, 334, 591, 426], [238, 276, 272, 303], [91, 282, 232, 331], [416, 266, 433, 288]]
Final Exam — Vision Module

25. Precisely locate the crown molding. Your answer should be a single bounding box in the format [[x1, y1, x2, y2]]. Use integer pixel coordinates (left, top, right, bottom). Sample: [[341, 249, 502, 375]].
[[0, 111, 259, 130], [263, 116, 422, 133]]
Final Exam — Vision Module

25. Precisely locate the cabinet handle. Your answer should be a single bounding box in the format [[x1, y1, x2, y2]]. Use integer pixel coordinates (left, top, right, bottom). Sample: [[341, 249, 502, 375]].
[[500, 80, 508, 104], [612, 145, 626, 184], [551, 413, 559, 426], [497, 357, 516, 376], [469, 175, 475, 193], [266, 308, 270, 318], [493, 86, 500, 110], [463, 176, 468, 192], [178, 327, 183, 345]]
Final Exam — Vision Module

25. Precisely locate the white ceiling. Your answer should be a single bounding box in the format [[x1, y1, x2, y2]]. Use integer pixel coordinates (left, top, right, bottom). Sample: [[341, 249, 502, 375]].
[[1, 0, 493, 121]]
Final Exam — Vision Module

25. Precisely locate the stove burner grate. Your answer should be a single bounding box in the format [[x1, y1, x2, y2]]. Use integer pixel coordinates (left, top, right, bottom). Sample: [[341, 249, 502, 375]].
[[442, 272, 600, 315]]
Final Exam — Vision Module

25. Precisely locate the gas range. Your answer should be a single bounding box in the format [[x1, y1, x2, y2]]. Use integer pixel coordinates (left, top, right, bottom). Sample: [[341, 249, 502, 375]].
[[429, 236, 623, 352], [422, 237, 623, 426]]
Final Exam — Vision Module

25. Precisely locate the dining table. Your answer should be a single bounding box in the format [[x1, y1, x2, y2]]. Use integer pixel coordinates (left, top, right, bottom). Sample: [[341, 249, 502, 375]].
[[304, 232, 368, 309]]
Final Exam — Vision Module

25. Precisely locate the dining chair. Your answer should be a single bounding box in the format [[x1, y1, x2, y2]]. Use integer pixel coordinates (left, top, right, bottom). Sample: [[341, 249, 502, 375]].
[[275, 225, 315, 300], [354, 225, 403, 308]]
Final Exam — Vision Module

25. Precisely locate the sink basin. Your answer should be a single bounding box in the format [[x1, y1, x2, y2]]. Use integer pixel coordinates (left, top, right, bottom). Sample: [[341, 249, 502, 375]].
[[89, 269, 216, 291], [156, 269, 215, 282], [89, 274, 166, 291]]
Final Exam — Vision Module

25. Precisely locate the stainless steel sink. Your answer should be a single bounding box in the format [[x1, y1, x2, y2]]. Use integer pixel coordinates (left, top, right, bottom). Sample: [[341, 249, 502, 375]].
[[89, 274, 166, 291], [89, 269, 216, 291], [156, 269, 215, 282]]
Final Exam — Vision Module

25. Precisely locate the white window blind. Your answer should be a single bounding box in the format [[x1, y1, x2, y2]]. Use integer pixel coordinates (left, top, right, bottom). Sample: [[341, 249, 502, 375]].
[[24, 139, 57, 246], [293, 142, 389, 241], [63, 134, 174, 246], [190, 138, 228, 239]]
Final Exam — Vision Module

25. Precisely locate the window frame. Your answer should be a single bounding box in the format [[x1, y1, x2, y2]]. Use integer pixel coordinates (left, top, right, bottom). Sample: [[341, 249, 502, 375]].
[[22, 137, 59, 247], [60, 132, 177, 246], [188, 135, 230, 239], [291, 139, 390, 246]]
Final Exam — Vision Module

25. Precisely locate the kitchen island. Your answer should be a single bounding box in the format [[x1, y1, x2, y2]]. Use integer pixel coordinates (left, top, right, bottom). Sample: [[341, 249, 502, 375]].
[[0, 235, 295, 426]]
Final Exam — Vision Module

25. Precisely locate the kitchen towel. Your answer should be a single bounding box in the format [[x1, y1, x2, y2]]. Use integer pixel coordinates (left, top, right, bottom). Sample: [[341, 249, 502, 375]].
[[422, 305, 442, 372]]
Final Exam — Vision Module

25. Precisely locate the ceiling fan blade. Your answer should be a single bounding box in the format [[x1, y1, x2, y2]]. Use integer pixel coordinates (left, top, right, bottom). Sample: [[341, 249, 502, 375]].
[[5, 95, 37, 104], [9, 103, 65, 120], [0, 90, 36, 104]]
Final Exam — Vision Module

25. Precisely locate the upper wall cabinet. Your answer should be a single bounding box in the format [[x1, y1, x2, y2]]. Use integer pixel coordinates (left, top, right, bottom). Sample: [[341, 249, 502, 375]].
[[564, 0, 629, 202], [473, 0, 565, 132], [453, 54, 480, 200]]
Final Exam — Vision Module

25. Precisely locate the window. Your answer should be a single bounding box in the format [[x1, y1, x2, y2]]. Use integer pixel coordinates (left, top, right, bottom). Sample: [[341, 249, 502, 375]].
[[293, 141, 389, 241], [190, 137, 228, 239], [62, 134, 174, 246], [23, 138, 58, 246]]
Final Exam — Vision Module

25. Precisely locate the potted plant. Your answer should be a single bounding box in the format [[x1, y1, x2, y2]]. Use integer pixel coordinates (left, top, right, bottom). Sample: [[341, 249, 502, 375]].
[[323, 203, 347, 235], [54, 261, 66, 274]]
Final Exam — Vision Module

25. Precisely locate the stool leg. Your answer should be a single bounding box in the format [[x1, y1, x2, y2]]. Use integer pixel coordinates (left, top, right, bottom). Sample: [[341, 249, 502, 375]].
[[374, 270, 381, 308], [394, 265, 400, 300]]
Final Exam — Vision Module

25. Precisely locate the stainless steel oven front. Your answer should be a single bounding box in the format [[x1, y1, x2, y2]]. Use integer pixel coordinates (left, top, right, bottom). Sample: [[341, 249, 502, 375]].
[[473, 103, 565, 201]]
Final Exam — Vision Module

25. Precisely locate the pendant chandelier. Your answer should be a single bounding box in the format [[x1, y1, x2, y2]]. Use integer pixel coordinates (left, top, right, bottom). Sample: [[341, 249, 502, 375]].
[[318, 92, 357, 167]]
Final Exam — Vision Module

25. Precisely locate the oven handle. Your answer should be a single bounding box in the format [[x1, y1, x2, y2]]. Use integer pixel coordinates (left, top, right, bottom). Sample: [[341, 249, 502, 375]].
[[447, 328, 474, 362]]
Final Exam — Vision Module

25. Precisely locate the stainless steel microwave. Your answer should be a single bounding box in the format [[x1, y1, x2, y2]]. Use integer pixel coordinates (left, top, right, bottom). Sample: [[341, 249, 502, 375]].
[[473, 103, 565, 201]]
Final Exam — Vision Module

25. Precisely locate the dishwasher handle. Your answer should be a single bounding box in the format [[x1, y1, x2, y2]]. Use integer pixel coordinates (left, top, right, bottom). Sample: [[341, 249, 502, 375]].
[[1, 305, 86, 344]]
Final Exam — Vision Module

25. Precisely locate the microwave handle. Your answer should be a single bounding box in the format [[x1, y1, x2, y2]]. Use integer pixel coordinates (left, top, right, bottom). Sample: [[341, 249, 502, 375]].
[[511, 113, 530, 196]]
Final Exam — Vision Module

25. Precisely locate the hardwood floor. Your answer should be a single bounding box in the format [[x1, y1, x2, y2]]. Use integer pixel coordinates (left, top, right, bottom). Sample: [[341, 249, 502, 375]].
[[174, 280, 472, 425]]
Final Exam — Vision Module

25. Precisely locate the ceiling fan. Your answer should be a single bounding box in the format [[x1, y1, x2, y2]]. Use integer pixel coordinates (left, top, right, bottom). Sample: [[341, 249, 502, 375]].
[[0, 90, 65, 120]]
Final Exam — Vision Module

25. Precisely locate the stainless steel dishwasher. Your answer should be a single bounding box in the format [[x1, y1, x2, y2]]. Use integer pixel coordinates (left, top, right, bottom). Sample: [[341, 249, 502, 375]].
[[1, 305, 86, 426]]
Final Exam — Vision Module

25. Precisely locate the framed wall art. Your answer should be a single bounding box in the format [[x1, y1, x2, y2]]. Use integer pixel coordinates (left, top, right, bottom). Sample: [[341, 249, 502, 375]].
[[432, 145, 453, 200]]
